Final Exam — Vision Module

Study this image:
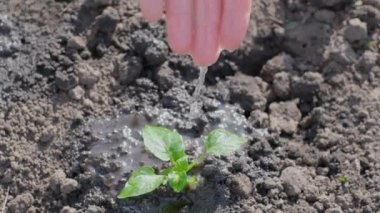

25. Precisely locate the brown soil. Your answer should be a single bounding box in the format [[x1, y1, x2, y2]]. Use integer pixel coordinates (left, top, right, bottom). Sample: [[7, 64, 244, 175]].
[[1, 0, 380, 212]]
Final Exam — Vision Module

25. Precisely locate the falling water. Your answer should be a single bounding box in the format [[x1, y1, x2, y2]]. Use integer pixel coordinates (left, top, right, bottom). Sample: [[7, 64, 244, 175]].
[[189, 66, 207, 118]]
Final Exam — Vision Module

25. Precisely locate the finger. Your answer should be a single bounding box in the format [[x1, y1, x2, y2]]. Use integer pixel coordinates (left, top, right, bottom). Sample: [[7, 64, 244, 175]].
[[166, 0, 194, 53], [139, 0, 164, 22], [220, 0, 251, 50], [192, 0, 222, 66]]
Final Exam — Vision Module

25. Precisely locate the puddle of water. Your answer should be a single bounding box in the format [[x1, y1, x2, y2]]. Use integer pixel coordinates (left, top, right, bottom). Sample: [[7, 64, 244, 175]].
[[86, 104, 268, 211], [88, 114, 163, 188], [86, 103, 268, 197], [207, 104, 268, 139]]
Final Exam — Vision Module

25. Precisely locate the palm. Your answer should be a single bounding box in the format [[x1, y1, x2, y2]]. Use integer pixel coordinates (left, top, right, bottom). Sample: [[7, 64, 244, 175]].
[[139, 0, 252, 66]]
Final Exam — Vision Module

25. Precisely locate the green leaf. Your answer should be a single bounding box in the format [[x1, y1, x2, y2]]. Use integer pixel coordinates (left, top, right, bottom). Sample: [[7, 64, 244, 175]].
[[338, 176, 348, 183], [160, 167, 173, 176], [162, 156, 189, 193], [161, 157, 189, 176], [118, 166, 165, 199], [143, 125, 186, 162], [173, 156, 189, 172], [186, 175, 198, 188], [204, 129, 247, 156], [167, 170, 188, 192]]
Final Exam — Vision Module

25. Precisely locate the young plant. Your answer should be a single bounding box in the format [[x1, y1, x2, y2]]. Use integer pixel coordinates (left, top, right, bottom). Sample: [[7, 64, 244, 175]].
[[117, 125, 247, 199]]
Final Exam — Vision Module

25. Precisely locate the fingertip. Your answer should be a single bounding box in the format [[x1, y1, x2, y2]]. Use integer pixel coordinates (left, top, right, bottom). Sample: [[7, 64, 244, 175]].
[[192, 56, 219, 67], [166, 0, 194, 54], [139, 0, 164, 22], [168, 41, 191, 54], [144, 14, 162, 22], [221, 41, 241, 52], [192, 47, 221, 66], [220, 0, 251, 51], [192, 0, 222, 66]]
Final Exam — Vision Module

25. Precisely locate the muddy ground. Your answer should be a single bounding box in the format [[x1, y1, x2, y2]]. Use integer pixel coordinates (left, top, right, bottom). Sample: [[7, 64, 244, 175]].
[[1, 0, 380, 212]]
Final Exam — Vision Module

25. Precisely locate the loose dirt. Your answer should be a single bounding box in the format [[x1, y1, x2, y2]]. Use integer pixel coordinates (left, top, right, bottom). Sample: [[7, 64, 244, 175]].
[[1, 0, 380, 212]]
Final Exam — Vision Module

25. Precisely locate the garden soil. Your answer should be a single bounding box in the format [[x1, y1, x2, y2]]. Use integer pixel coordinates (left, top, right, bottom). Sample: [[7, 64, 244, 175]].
[[1, 0, 380, 212]]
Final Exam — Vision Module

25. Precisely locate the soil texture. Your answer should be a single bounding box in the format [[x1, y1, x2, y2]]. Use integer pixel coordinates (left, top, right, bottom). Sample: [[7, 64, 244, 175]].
[[1, 0, 380, 212]]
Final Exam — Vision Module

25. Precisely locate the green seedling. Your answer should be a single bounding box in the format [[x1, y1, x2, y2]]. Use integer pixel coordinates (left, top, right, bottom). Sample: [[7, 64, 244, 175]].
[[367, 40, 377, 50], [338, 176, 350, 189], [118, 125, 247, 199], [338, 176, 348, 184]]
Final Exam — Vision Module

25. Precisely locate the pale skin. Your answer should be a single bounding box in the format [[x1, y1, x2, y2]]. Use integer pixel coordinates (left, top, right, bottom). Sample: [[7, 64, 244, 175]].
[[139, 0, 252, 66]]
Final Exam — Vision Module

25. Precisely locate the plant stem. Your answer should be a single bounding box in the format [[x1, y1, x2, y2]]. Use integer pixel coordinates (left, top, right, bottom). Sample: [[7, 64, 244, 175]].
[[187, 150, 207, 171]]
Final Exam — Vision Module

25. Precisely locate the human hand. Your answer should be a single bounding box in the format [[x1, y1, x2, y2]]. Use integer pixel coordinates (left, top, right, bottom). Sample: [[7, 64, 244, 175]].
[[139, 0, 252, 66]]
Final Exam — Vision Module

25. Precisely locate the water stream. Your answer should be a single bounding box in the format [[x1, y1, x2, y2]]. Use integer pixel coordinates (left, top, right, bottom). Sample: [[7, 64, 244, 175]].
[[189, 67, 207, 118]]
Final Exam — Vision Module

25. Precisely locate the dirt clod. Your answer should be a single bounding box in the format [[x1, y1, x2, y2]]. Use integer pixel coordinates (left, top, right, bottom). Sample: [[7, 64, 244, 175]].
[[85, 205, 105, 213], [262, 177, 280, 190], [69, 86, 85, 101], [269, 100, 302, 134], [229, 173, 253, 198], [261, 53, 294, 82], [60, 206, 78, 213], [67, 36, 86, 51], [249, 110, 269, 128], [280, 166, 315, 197], [144, 38, 168, 66], [0, 15, 20, 57], [7, 193, 34, 213], [358, 51, 379, 72], [227, 73, 269, 112], [291, 72, 324, 102], [60, 178, 80, 195], [162, 87, 190, 110], [155, 63, 176, 91], [39, 126, 55, 144], [75, 62, 100, 87], [343, 18, 368, 43], [114, 56, 143, 85], [273, 72, 291, 98], [49, 170, 67, 192], [56, 72, 79, 91]]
